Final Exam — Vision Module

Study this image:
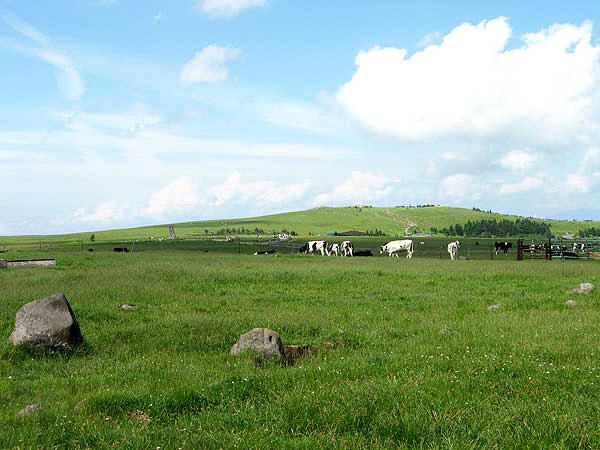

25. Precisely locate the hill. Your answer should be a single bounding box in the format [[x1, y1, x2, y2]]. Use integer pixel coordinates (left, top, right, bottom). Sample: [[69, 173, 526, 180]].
[[2, 206, 600, 244]]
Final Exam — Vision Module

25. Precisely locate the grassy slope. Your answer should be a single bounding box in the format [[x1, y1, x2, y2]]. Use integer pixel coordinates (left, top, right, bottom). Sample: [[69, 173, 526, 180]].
[[2, 206, 599, 244], [2, 250, 600, 448]]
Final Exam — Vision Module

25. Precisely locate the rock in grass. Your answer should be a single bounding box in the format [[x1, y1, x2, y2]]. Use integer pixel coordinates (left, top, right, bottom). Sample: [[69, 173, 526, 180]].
[[565, 300, 577, 308], [441, 327, 458, 334], [488, 303, 502, 312], [16, 404, 40, 417], [10, 293, 83, 351], [230, 328, 286, 363], [120, 304, 137, 311], [569, 283, 595, 294]]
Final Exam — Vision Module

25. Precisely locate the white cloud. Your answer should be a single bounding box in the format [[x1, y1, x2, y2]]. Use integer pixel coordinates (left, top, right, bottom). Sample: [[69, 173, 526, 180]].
[[313, 171, 394, 206], [73, 200, 129, 224], [441, 174, 475, 199], [181, 45, 240, 84], [499, 150, 539, 171], [338, 17, 600, 149], [2, 15, 85, 100], [208, 171, 311, 207], [565, 173, 591, 193], [499, 176, 543, 194], [198, 0, 266, 18], [144, 176, 203, 218], [417, 31, 442, 47]]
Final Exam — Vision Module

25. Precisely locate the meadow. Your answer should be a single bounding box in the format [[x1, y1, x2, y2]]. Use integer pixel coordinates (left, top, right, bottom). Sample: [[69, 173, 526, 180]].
[[2, 241, 600, 449]]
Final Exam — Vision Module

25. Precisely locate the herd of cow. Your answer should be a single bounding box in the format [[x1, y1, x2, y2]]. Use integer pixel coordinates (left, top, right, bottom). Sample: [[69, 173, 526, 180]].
[[296, 239, 519, 260]]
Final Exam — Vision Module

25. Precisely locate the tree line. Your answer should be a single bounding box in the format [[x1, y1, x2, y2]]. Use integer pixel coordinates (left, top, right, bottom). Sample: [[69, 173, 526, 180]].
[[431, 218, 552, 237]]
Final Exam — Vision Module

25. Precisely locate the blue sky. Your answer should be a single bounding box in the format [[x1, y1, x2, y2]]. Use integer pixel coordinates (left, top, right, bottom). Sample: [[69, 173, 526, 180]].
[[1, 0, 600, 235]]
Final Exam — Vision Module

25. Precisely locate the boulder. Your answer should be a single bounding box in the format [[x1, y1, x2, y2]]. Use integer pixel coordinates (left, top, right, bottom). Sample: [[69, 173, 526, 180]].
[[569, 283, 595, 294], [120, 304, 137, 311], [10, 293, 83, 351], [230, 328, 285, 363], [566, 300, 577, 308], [488, 303, 502, 312], [16, 404, 40, 418]]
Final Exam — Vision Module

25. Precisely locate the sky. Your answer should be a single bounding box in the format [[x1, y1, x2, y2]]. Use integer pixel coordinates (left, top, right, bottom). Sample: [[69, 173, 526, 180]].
[[1, 0, 600, 235]]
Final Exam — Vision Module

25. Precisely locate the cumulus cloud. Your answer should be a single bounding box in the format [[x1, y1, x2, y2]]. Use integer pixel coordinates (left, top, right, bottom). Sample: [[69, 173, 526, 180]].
[[313, 171, 395, 206], [208, 171, 311, 207], [181, 45, 240, 83], [2, 14, 85, 100], [499, 176, 543, 195], [144, 176, 204, 218], [198, 0, 266, 18], [442, 173, 475, 199], [73, 201, 129, 224], [338, 17, 600, 149], [417, 31, 442, 47], [499, 150, 539, 172]]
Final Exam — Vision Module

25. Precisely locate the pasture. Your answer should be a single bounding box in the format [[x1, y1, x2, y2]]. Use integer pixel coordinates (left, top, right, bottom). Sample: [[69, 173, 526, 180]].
[[2, 243, 600, 449]]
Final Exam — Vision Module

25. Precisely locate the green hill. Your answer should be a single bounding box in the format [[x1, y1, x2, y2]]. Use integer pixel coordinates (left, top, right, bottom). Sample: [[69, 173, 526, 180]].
[[2, 206, 599, 244]]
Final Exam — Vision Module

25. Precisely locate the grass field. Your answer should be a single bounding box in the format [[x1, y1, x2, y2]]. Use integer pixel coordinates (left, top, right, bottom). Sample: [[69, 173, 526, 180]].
[[2, 206, 599, 245], [2, 243, 600, 449]]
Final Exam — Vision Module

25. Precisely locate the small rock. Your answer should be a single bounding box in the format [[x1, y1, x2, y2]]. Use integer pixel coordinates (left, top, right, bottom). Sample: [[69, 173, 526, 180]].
[[488, 303, 502, 312], [284, 345, 312, 366], [10, 293, 83, 351], [73, 399, 88, 413], [566, 300, 577, 308], [569, 283, 595, 294], [230, 328, 286, 364], [128, 410, 151, 425], [16, 404, 40, 417], [323, 341, 335, 349], [120, 304, 137, 311], [441, 327, 458, 334]]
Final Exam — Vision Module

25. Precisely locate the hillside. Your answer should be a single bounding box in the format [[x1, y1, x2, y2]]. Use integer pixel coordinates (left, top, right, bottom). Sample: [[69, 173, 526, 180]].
[[3, 206, 600, 244]]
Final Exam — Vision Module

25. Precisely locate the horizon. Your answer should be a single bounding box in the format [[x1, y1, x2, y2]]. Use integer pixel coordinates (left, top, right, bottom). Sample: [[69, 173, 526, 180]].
[[2, 1, 600, 234], [1, 204, 596, 238]]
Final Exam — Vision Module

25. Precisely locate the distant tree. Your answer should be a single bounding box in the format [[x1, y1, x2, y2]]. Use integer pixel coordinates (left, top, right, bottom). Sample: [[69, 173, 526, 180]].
[[90, 234, 95, 242]]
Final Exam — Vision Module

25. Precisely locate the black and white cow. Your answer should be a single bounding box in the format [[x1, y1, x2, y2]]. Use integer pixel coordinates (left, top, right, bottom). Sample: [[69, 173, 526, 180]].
[[573, 243, 586, 252], [327, 243, 341, 256], [494, 241, 513, 255], [447, 241, 460, 260], [254, 249, 276, 255], [299, 240, 328, 256], [380, 240, 414, 258], [341, 240, 354, 257]]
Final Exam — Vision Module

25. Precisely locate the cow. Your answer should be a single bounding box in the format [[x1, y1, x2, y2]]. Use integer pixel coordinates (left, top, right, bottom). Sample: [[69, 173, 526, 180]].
[[380, 240, 414, 259], [354, 250, 373, 257], [494, 241, 513, 255], [328, 243, 341, 256], [447, 241, 460, 260], [254, 249, 276, 255], [573, 243, 586, 252], [299, 240, 328, 256], [341, 240, 354, 257], [113, 247, 129, 253]]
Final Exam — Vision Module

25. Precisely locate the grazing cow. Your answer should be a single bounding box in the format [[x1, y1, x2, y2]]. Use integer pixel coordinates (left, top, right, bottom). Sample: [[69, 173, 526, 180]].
[[341, 240, 354, 257], [328, 243, 341, 256], [573, 243, 586, 252], [354, 250, 373, 257], [380, 240, 414, 259], [113, 247, 129, 253], [447, 241, 460, 260], [494, 241, 513, 255], [299, 240, 328, 255], [254, 249, 276, 255]]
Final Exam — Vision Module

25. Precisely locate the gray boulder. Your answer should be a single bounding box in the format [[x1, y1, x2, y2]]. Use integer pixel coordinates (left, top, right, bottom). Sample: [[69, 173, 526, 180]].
[[488, 303, 502, 312], [10, 293, 83, 351], [566, 300, 577, 308], [16, 404, 40, 417], [120, 304, 137, 311], [230, 328, 285, 362], [569, 283, 595, 294]]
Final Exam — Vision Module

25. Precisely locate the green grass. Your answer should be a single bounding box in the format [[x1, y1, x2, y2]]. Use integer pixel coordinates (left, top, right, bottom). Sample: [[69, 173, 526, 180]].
[[2, 246, 600, 448], [2, 206, 599, 244]]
